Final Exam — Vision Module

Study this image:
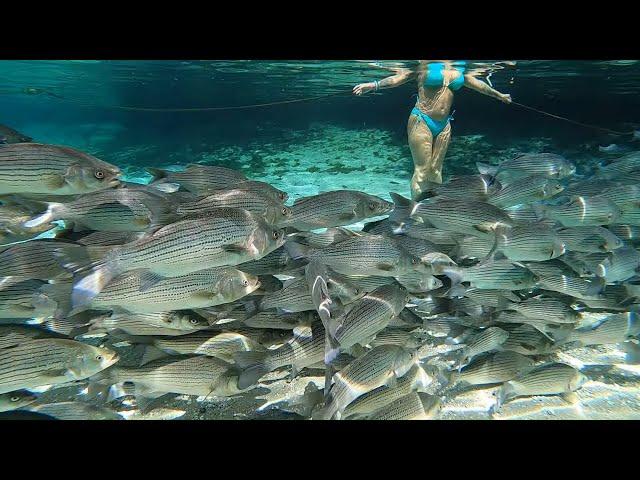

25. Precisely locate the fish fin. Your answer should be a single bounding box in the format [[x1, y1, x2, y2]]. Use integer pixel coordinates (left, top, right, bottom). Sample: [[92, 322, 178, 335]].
[[137, 271, 165, 292], [237, 365, 269, 390], [442, 267, 463, 287], [584, 277, 605, 298], [476, 162, 499, 177], [284, 241, 312, 260], [561, 392, 579, 404], [152, 182, 180, 194], [139, 345, 171, 366], [43, 174, 66, 189], [23, 202, 64, 228], [386, 374, 398, 388], [145, 167, 167, 181], [324, 334, 342, 365], [376, 262, 395, 272], [233, 350, 268, 369], [71, 260, 123, 308], [221, 243, 250, 254]]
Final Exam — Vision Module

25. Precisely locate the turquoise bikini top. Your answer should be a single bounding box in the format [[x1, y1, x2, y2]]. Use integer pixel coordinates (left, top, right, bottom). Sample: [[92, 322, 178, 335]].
[[423, 61, 466, 91]]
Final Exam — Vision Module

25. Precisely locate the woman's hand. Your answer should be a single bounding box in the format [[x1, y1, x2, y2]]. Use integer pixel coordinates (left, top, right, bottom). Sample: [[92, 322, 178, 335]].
[[499, 93, 512, 104], [353, 83, 376, 96]]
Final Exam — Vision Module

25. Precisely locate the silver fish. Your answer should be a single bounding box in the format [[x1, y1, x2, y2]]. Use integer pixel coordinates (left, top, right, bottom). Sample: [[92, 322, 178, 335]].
[[0, 338, 118, 394], [28, 402, 122, 420], [0, 143, 121, 194], [0, 390, 38, 412], [487, 175, 564, 208], [282, 190, 393, 231], [444, 260, 540, 291], [556, 226, 624, 253], [88, 311, 212, 337], [533, 196, 621, 227], [460, 327, 510, 365], [451, 351, 534, 386], [477, 153, 576, 182], [87, 267, 260, 314], [495, 363, 587, 408]]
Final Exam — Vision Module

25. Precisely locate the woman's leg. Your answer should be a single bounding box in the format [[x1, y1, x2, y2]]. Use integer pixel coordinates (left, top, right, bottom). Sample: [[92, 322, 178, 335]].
[[429, 121, 452, 184], [407, 114, 435, 201]]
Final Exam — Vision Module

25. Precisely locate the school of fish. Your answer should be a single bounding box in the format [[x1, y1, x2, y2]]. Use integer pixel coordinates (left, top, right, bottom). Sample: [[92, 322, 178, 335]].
[[1, 123, 640, 420]]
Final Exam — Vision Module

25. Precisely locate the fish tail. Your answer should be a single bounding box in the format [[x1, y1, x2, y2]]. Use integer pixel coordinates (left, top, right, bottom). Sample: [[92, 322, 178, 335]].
[[233, 350, 269, 370], [389, 191, 416, 223], [284, 241, 312, 260], [23, 202, 64, 228], [145, 167, 167, 181], [71, 257, 123, 308], [476, 162, 499, 177]]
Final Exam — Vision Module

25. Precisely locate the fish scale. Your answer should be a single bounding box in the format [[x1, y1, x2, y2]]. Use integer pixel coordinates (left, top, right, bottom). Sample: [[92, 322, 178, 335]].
[[556, 226, 623, 253], [461, 327, 509, 362], [89, 312, 211, 336], [28, 402, 122, 420], [504, 297, 579, 322], [499, 324, 557, 355], [496, 224, 565, 261], [0, 325, 59, 349], [259, 277, 314, 312], [150, 331, 265, 361]]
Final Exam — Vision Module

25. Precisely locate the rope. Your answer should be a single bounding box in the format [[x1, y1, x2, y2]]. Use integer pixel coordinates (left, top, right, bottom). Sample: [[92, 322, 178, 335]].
[[62, 89, 354, 112], [511, 101, 634, 137]]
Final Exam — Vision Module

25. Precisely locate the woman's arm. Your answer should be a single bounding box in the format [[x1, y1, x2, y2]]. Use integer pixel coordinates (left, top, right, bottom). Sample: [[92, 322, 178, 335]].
[[353, 68, 416, 96], [463, 74, 512, 104]]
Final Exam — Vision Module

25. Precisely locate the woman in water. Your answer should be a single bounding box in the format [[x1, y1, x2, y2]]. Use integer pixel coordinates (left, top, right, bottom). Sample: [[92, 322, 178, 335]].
[[354, 61, 512, 200]]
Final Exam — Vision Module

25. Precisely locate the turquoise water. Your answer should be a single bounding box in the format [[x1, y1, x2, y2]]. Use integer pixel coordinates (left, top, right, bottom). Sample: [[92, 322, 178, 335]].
[[1, 60, 640, 420]]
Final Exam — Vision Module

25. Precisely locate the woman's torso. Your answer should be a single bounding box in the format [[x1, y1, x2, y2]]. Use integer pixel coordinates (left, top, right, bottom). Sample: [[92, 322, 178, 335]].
[[415, 62, 465, 120]]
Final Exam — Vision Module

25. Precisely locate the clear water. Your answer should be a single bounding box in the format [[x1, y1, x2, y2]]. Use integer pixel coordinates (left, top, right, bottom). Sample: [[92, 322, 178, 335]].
[[1, 60, 640, 420]]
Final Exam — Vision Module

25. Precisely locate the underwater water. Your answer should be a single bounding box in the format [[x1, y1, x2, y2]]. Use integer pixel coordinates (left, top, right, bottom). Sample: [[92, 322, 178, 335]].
[[1, 60, 640, 420]]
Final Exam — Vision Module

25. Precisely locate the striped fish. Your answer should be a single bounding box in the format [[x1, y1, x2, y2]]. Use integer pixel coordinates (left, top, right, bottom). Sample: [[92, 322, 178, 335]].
[[87, 311, 212, 337], [593, 246, 640, 283], [0, 338, 118, 394], [487, 175, 564, 208], [477, 153, 575, 182], [370, 328, 421, 349], [319, 345, 416, 420], [562, 312, 640, 346], [607, 224, 640, 245], [139, 331, 266, 364], [0, 143, 121, 194], [496, 363, 587, 408], [452, 351, 534, 386], [592, 152, 640, 180], [416, 174, 501, 201], [281, 190, 392, 231], [104, 355, 243, 399], [411, 198, 514, 238], [176, 189, 292, 227], [74, 231, 146, 246], [533, 195, 621, 227], [443, 260, 539, 291], [499, 296, 580, 323], [525, 261, 604, 299], [342, 364, 433, 418], [258, 276, 315, 313], [289, 227, 361, 249], [23, 187, 176, 232], [495, 224, 566, 261], [146, 164, 247, 195], [88, 267, 260, 314], [556, 226, 623, 253], [369, 392, 441, 420], [285, 234, 429, 278], [598, 184, 640, 209], [70, 208, 285, 307]]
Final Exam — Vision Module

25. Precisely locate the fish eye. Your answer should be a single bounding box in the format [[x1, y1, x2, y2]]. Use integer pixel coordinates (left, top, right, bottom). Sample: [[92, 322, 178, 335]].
[[273, 230, 280, 239], [281, 207, 289, 216], [189, 318, 199, 325], [94, 169, 105, 180], [242, 280, 249, 287], [95, 355, 103, 361], [368, 202, 377, 210], [10, 396, 20, 402]]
